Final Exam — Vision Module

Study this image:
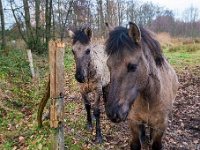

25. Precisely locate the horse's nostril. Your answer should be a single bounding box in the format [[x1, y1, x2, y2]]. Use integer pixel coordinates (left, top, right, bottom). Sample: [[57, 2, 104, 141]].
[[113, 112, 117, 119], [81, 76, 85, 80]]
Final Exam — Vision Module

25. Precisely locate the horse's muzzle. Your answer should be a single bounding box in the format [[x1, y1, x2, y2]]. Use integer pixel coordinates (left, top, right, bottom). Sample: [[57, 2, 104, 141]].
[[75, 73, 86, 83], [105, 104, 128, 123]]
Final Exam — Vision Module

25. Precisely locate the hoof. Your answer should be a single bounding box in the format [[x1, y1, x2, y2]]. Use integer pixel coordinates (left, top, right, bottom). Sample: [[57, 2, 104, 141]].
[[95, 136, 103, 144], [86, 122, 93, 130]]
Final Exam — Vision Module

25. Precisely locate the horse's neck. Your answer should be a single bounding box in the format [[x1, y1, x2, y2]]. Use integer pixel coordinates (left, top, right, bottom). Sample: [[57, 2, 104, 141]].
[[90, 45, 102, 66], [142, 57, 162, 102]]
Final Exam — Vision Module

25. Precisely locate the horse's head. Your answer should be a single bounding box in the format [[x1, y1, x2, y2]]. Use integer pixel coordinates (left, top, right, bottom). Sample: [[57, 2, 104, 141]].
[[68, 27, 93, 83], [104, 22, 149, 123]]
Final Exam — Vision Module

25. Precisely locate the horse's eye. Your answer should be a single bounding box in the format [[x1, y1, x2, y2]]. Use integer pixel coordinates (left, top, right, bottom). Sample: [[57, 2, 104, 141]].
[[72, 49, 75, 54], [85, 49, 90, 55], [127, 63, 137, 72]]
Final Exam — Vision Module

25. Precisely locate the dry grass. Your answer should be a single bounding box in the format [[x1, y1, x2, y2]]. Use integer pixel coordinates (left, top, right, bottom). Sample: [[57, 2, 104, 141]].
[[7, 39, 26, 50], [156, 32, 172, 47], [168, 45, 186, 52], [181, 38, 195, 45], [184, 44, 200, 52], [156, 33, 200, 48], [194, 38, 200, 44], [168, 44, 200, 53]]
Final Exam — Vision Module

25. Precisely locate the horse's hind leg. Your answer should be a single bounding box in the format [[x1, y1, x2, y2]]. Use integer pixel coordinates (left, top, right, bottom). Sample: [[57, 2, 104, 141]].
[[82, 93, 93, 130], [93, 92, 103, 144]]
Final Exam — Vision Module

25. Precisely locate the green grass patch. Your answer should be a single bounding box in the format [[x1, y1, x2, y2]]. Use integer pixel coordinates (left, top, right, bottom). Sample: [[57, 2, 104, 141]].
[[0, 49, 50, 149], [163, 50, 200, 72]]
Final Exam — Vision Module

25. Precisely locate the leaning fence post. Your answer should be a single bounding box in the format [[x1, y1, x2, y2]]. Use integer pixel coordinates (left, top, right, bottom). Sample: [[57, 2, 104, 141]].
[[27, 49, 35, 79], [49, 40, 65, 150]]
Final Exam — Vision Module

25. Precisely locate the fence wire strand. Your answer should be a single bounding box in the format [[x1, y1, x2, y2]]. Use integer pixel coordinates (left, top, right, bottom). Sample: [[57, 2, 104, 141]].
[[68, 127, 105, 150]]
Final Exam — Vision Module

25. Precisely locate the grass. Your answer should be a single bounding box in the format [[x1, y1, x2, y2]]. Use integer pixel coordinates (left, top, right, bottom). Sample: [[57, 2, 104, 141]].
[[168, 44, 200, 53], [0, 48, 51, 149], [163, 48, 200, 72]]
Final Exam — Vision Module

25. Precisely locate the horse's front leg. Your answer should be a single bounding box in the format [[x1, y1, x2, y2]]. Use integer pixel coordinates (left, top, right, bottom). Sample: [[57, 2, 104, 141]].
[[82, 93, 93, 130], [152, 130, 163, 150], [93, 92, 102, 144], [129, 122, 141, 150]]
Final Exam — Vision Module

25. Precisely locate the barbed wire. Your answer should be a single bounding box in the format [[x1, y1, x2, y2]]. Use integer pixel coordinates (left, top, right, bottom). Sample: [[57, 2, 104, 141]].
[[68, 126, 105, 150]]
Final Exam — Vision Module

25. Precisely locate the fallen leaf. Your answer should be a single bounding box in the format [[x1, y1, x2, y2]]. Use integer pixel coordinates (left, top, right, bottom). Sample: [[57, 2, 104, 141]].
[[18, 136, 25, 143]]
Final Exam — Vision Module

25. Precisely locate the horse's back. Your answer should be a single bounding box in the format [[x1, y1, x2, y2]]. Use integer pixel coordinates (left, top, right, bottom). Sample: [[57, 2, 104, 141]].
[[92, 44, 110, 87]]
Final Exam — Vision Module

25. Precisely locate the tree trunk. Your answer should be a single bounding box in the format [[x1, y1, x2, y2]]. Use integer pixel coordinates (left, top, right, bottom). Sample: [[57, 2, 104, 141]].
[[23, 0, 33, 39], [0, 0, 6, 49], [60, 0, 73, 41], [45, 0, 53, 50], [35, 0, 42, 53], [10, 0, 27, 43], [97, 0, 104, 37]]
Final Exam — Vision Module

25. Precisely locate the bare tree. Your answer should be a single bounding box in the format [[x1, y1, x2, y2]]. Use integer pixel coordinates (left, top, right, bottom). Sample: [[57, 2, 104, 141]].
[[96, 0, 105, 36], [45, 0, 52, 50], [117, 0, 125, 26], [55, 0, 73, 41], [9, 0, 53, 53], [0, 0, 6, 49], [183, 5, 199, 37], [35, 0, 42, 51]]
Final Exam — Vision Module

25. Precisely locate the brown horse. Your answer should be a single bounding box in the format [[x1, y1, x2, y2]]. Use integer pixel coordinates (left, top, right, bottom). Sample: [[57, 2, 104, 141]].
[[68, 27, 110, 143], [105, 22, 178, 150]]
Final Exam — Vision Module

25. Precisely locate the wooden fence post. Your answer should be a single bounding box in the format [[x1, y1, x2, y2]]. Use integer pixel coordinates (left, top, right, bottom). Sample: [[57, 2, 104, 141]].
[[27, 49, 35, 79], [49, 40, 65, 150]]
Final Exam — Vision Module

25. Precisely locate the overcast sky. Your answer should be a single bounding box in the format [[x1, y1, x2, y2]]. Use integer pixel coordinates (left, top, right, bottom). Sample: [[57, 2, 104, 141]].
[[147, 0, 200, 13]]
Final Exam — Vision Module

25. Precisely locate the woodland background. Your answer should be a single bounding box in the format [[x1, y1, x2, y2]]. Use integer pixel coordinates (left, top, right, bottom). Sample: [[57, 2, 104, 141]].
[[0, 0, 200, 52]]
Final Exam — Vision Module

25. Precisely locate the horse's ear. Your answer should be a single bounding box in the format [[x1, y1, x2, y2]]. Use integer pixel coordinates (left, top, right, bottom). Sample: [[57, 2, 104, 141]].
[[68, 29, 75, 39], [105, 22, 114, 32], [128, 22, 141, 43], [84, 27, 92, 39]]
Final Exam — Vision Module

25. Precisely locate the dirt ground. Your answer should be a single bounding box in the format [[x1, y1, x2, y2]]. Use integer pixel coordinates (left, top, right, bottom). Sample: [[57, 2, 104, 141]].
[[65, 66, 200, 150]]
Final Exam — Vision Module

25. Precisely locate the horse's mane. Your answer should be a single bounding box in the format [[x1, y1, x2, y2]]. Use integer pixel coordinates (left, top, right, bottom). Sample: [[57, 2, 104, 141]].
[[105, 26, 164, 66], [72, 28, 90, 45]]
